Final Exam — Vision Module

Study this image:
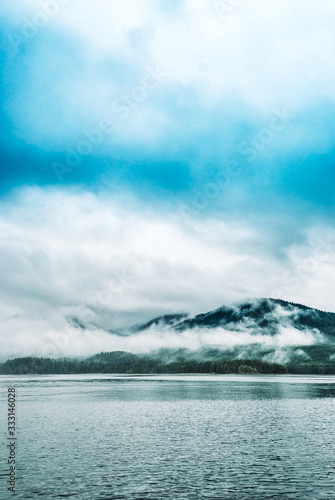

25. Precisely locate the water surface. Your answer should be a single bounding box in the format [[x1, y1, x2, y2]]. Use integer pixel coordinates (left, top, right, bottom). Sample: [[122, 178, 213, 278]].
[[1, 374, 335, 499]]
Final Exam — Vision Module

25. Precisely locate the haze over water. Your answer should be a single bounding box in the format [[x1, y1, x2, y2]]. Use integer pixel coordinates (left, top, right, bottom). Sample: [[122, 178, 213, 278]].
[[1, 374, 335, 499]]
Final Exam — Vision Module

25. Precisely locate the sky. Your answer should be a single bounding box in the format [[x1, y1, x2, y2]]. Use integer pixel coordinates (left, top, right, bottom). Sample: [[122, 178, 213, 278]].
[[0, 0, 335, 357]]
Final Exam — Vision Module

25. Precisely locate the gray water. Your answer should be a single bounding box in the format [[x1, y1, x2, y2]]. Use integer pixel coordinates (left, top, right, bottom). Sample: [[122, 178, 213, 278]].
[[1, 374, 335, 500]]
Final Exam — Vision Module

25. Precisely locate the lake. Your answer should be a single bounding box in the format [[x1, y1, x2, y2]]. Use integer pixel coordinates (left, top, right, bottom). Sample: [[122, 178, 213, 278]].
[[1, 374, 335, 499]]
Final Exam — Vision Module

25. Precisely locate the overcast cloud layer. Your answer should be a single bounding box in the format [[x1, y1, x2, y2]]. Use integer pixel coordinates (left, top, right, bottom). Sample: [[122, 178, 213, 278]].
[[0, 1, 334, 357], [0, 188, 335, 358]]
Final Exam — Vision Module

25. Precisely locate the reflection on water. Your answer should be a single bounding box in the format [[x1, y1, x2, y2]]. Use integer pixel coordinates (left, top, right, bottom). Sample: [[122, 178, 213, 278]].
[[1, 375, 335, 499]]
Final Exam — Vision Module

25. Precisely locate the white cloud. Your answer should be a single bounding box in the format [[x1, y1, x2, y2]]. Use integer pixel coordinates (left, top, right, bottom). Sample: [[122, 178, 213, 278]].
[[0, 187, 335, 358], [46, 0, 335, 110], [0, 187, 268, 316], [2, 0, 335, 147]]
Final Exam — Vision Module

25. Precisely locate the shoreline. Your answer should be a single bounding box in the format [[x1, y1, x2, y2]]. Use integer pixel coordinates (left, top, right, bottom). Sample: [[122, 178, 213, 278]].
[[1, 372, 335, 377]]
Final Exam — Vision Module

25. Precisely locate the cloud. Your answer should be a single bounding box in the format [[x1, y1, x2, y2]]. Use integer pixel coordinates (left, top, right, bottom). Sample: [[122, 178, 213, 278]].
[[2, 0, 335, 148], [0, 187, 334, 358], [0, 187, 274, 315], [0, 0, 334, 226], [0, 2, 335, 359], [10, 0, 335, 106]]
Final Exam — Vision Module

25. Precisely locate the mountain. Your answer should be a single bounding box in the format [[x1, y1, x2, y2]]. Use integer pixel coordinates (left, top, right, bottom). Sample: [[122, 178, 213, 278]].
[[67, 298, 335, 341], [129, 298, 335, 372], [2, 299, 335, 374], [131, 313, 189, 332], [133, 298, 335, 339]]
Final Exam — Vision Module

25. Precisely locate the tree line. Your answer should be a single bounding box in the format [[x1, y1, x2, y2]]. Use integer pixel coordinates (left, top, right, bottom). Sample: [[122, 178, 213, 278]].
[[0, 352, 288, 375]]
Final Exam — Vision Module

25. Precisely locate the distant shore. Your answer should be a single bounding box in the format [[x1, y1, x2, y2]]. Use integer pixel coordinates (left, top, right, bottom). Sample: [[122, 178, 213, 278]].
[[1, 352, 334, 375], [0, 353, 288, 376]]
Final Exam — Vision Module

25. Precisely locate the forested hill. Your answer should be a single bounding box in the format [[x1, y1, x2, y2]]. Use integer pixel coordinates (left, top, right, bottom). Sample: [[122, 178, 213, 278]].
[[134, 298, 335, 339], [1, 349, 335, 375], [2, 299, 335, 375], [0, 352, 287, 375]]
